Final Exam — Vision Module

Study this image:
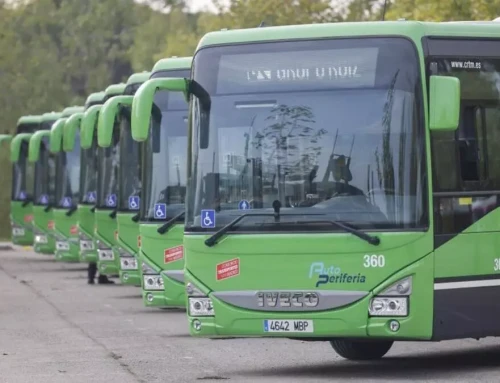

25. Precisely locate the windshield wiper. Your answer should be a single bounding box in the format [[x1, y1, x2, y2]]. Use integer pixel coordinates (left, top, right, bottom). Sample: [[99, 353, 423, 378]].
[[21, 199, 32, 207], [109, 209, 117, 219], [131, 213, 140, 222], [65, 206, 78, 217], [90, 206, 96, 213], [44, 204, 53, 212], [262, 219, 380, 246], [157, 211, 185, 235]]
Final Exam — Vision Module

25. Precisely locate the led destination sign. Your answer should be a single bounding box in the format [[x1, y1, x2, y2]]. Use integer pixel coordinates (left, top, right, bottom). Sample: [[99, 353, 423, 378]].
[[216, 47, 379, 94]]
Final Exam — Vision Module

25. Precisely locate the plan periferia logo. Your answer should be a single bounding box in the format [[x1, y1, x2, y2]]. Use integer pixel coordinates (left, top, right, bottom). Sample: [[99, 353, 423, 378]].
[[309, 262, 366, 287]]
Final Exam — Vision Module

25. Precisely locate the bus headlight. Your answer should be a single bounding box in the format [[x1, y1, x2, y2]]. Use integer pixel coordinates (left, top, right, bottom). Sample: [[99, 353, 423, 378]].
[[189, 297, 214, 317], [369, 276, 412, 317], [369, 297, 408, 316], [121, 257, 138, 270], [143, 275, 163, 290]]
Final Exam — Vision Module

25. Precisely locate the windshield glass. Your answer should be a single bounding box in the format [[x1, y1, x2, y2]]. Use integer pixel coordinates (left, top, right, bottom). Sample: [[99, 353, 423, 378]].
[[119, 110, 141, 212], [97, 123, 119, 209], [54, 133, 81, 208], [141, 69, 190, 221], [80, 132, 98, 205], [187, 37, 426, 231], [34, 136, 56, 206], [11, 140, 34, 202]]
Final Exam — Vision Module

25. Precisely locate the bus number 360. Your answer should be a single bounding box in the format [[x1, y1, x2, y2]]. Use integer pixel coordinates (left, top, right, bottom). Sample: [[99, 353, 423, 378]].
[[363, 255, 385, 268]]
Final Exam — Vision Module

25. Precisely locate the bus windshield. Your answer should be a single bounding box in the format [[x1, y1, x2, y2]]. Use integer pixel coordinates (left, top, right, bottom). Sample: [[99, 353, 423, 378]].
[[80, 134, 98, 205], [34, 136, 56, 206], [54, 133, 81, 208], [186, 37, 426, 231], [118, 109, 141, 212], [141, 70, 190, 222], [97, 124, 119, 209], [12, 140, 34, 202]]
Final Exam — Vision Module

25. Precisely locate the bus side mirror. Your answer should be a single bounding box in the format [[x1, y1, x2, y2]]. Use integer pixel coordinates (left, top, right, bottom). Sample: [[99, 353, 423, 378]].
[[131, 78, 189, 142], [429, 75, 460, 131], [98, 96, 133, 147], [81, 105, 102, 149]]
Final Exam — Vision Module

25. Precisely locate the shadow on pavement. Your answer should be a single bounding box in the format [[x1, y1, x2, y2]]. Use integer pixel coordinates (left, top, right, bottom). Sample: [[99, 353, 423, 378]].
[[237, 344, 500, 380]]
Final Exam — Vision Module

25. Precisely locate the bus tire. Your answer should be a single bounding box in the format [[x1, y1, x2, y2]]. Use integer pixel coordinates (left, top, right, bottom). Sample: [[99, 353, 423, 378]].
[[330, 339, 393, 360]]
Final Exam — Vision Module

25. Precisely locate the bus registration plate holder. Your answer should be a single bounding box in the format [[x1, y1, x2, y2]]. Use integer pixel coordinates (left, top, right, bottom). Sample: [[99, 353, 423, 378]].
[[264, 320, 313, 333]]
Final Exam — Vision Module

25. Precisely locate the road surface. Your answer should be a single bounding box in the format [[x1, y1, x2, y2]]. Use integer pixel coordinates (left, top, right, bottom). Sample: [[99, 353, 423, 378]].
[[1, 247, 500, 383]]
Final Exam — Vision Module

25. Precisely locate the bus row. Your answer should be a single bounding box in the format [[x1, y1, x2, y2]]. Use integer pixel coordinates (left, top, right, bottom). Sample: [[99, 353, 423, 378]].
[[4, 19, 500, 361]]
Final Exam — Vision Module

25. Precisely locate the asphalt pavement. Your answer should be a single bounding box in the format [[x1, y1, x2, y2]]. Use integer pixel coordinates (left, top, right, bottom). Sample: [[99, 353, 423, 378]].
[[1, 246, 500, 383]]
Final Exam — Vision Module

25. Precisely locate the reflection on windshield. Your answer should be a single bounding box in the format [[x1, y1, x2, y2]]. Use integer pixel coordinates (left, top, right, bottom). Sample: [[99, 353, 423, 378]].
[[80, 134, 98, 205], [97, 129, 119, 209], [118, 113, 141, 211], [34, 137, 55, 205], [54, 135, 81, 207], [11, 141, 33, 201], [187, 38, 426, 231], [141, 90, 188, 221]]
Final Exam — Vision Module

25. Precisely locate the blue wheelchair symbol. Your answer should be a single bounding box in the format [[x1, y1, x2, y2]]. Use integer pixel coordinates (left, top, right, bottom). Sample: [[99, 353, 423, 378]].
[[154, 203, 166, 219], [201, 210, 215, 228], [128, 196, 140, 210], [238, 200, 250, 210], [18, 191, 26, 200], [106, 194, 116, 207], [62, 197, 72, 208], [39, 194, 48, 205], [87, 191, 96, 203]]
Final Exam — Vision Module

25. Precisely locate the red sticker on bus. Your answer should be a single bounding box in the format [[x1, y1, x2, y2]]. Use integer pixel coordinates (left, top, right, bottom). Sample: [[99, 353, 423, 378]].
[[164, 245, 183, 264], [137, 235, 141, 248], [70, 225, 78, 235], [24, 215, 33, 223], [216, 258, 240, 281], [47, 220, 55, 230]]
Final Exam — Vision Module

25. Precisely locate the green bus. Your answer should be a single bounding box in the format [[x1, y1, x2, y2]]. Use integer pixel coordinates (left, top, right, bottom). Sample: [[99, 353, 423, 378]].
[[28, 112, 62, 254], [51, 106, 85, 262], [10, 115, 43, 246], [130, 57, 192, 308], [98, 72, 150, 286], [94, 83, 127, 277], [128, 20, 500, 360], [77, 91, 106, 263]]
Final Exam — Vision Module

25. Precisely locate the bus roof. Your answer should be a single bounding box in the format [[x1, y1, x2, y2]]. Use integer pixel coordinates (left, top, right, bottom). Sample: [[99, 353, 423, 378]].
[[196, 20, 500, 49], [152, 56, 192, 73], [105, 83, 126, 97], [85, 91, 106, 106], [41, 112, 63, 122], [17, 115, 42, 125], [127, 71, 151, 85], [62, 106, 84, 117]]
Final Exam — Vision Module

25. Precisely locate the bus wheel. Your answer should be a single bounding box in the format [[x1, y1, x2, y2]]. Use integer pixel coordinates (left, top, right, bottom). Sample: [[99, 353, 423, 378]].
[[330, 339, 393, 360]]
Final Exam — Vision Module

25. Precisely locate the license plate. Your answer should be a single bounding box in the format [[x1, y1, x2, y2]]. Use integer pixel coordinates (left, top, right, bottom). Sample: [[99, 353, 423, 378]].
[[98, 250, 114, 261], [263, 320, 313, 333], [12, 227, 25, 236], [35, 235, 48, 244], [80, 240, 94, 251], [56, 241, 70, 251]]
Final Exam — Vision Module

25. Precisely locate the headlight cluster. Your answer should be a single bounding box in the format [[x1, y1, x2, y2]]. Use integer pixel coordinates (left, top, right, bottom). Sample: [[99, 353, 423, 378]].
[[143, 275, 163, 290], [186, 281, 214, 317], [120, 257, 138, 270], [368, 276, 412, 317]]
